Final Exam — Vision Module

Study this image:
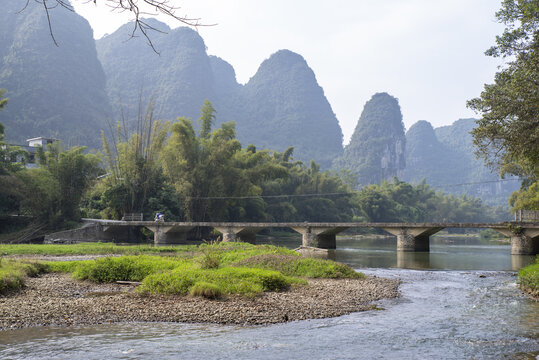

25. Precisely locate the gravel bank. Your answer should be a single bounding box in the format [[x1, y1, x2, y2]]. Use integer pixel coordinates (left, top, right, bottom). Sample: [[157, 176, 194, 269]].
[[0, 273, 399, 330]]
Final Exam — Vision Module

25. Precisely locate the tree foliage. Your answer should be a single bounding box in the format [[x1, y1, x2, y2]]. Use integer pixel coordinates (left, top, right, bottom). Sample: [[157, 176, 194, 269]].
[[0, 89, 27, 175], [0, 100, 511, 234], [14, 143, 102, 228], [467, 0, 539, 183], [97, 101, 176, 220], [353, 178, 507, 223]]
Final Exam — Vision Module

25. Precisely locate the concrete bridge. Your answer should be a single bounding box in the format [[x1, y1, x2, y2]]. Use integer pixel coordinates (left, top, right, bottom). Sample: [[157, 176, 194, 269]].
[[44, 220, 539, 255]]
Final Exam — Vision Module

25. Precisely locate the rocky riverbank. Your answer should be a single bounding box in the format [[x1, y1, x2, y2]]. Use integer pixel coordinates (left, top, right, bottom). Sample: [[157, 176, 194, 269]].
[[0, 273, 399, 330]]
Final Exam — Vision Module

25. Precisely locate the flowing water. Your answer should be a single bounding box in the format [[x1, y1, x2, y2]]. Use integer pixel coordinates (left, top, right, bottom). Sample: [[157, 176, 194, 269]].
[[1, 236, 538, 359]]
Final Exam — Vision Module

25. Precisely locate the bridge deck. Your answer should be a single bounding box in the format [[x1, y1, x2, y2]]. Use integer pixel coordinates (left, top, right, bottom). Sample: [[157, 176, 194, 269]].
[[82, 219, 539, 229]]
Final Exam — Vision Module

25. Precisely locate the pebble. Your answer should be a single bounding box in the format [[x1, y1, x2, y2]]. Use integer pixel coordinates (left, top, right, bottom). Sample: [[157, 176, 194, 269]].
[[0, 273, 400, 330]]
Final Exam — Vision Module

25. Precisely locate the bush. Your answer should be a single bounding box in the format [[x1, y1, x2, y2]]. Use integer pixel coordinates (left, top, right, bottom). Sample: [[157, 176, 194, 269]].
[[138, 266, 301, 297], [0, 260, 48, 295], [71, 256, 183, 282], [233, 254, 363, 278], [199, 252, 221, 269], [189, 281, 222, 299], [519, 259, 539, 298]]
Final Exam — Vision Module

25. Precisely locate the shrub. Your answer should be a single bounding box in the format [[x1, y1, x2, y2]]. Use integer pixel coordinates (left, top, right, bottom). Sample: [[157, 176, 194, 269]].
[[0, 260, 48, 295], [189, 281, 222, 299], [71, 256, 183, 282], [199, 252, 221, 269], [233, 254, 363, 279], [519, 259, 539, 298], [138, 266, 301, 297]]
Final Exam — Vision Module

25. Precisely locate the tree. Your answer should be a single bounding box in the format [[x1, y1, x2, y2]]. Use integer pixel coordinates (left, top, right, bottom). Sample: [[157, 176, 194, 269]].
[[36, 143, 102, 221], [161, 102, 243, 221], [99, 101, 172, 219], [0, 89, 27, 175], [467, 0, 539, 184], [26, 0, 205, 51], [0, 90, 26, 215]]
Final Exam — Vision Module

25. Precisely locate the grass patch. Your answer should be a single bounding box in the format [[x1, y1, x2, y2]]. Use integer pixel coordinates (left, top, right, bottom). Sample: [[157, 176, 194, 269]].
[[233, 253, 364, 278], [60, 256, 186, 283], [197, 242, 300, 266], [0, 259, 48, 295], [0, 242, 199, 256], [518, 258, 539, 298], [6, 242, 363, 298], [189, 281, 222, 299], [138, 266, 302, 297]]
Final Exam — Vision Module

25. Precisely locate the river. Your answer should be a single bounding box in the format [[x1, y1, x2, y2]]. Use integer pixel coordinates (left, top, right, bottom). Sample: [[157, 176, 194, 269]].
[[0, 236, 538, 359]]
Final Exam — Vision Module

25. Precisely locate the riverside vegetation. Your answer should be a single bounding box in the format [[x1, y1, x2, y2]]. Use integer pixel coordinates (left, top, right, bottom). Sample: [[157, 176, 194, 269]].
[[518, 257, 539, 300], [0, 242, 361, 298], [0, 242, 397, 328], [0, 94, 509, 243]]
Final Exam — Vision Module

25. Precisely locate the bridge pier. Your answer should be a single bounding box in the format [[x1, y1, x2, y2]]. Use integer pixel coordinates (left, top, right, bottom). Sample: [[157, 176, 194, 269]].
[[381, 226, 444, 252], [492, 226, 539, 255], [290, 226, 349, 249], [145, 225, 194, 245], [213, 226, 266, 244]]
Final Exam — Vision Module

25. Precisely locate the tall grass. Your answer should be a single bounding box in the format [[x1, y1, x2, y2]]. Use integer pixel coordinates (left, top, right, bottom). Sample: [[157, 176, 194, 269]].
[[0, 259, 48, 294], [232, 253, 363, 278], [518, 258, 539, 298], [138, 266, 303, 297], [49, 256, 187, 282], [7, 242, 364, 298], [0, 243, 199, 256]]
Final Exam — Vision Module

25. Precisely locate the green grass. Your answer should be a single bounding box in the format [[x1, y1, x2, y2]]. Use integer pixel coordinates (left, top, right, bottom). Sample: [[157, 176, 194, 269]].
[[0, 242, 199, 256], [138, 266, 302, 297], [233, 253, 364, 278], [4, 242, 363, 298], [518, 258, 539, 298], [0, 259, 48, 295]]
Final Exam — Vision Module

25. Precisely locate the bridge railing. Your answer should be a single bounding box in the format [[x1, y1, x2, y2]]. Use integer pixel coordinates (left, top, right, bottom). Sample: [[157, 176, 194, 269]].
[[514, 209, 539, 222], [121, 213, 144, 221]]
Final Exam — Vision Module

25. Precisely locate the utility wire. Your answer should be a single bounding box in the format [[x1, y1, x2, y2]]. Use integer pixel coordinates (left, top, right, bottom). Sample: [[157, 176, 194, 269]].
[[185, 192, 354, 200], [185, 178, 521, 200], [433, 178, 520, 188]]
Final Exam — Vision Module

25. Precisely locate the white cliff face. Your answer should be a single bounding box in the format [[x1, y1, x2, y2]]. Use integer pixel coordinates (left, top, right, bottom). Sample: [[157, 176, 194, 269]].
[[380, 138, 406, 181]]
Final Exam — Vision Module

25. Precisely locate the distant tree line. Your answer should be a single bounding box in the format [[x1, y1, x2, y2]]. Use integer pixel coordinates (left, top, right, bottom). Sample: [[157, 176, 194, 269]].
[[0, 93, 509, 236]]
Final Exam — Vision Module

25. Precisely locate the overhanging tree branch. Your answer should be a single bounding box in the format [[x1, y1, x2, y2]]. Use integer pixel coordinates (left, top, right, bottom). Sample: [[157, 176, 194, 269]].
[[22, 0, 213, 53]]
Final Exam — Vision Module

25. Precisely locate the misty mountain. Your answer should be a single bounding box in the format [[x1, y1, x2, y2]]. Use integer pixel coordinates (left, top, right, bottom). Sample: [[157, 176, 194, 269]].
[[402, 118, 520, 204], [334, 92, 406, 185], [97, 24, 343, 167], [0, 1, 110, 147], [97, 20, 215, 124], [240, 50, 343, 167]]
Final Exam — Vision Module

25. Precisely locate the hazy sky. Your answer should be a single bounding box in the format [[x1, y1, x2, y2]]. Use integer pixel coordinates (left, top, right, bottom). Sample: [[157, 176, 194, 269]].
[[73, 0, 504, 145]]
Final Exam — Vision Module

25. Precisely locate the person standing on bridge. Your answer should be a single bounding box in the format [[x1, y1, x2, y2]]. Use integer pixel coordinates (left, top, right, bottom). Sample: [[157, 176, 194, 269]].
[[154, 212, 165, 223]]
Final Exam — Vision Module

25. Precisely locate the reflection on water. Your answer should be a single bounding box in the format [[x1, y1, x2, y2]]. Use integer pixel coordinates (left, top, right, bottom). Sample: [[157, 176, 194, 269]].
[[259, 235, 536, 271]]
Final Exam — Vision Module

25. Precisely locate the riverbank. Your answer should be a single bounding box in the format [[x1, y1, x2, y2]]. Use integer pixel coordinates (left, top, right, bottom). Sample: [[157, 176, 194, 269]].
[[0, 272, 399, 330], [518, 259, 538, 300]]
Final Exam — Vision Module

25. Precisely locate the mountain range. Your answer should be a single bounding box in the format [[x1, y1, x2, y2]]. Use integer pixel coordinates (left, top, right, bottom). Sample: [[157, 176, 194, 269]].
[[0, 5, 518, 205]]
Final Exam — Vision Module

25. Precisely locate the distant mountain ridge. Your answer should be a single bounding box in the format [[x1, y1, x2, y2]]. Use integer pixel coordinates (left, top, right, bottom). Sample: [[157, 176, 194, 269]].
[[0, 9, 518, 205], [97, 23, 343, 167], [402, 118, 520, 204]]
